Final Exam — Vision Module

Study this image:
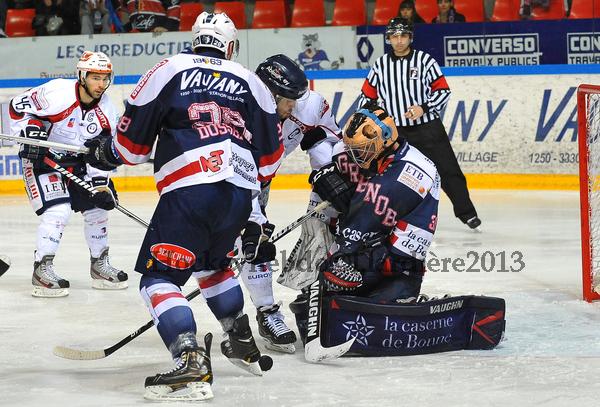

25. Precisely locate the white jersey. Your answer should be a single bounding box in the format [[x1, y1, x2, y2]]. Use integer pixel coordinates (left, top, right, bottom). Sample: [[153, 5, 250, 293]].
[[281, 89, 341, 170], [249, 90, 342, 225], [9, 78, 119, 180]]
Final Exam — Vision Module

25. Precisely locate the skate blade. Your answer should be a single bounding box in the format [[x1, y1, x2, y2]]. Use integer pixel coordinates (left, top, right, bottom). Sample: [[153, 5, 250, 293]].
[[144, 382, 213, 401], [226, 357, 263, 376], [263, 340, 296, 354], [32, 286, 69, 298], [91, 279, 128, 290]]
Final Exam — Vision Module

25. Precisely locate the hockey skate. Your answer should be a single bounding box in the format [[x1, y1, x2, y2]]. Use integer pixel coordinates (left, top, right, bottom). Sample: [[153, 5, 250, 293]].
[[465, 216, 482, 232], [144, 333, 213, 401], [256, 303, 297, 354], [221, 314, 265, 376], [90, 248, 128, 290], [32, 254, 69, 298]]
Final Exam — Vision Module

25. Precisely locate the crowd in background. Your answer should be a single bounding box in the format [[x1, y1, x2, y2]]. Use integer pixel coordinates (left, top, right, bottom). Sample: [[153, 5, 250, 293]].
[[0, 0, 580, 39]]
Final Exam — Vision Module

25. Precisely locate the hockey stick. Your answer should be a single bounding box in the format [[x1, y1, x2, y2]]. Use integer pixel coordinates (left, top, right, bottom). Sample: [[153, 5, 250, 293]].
[[0, 133, 89, 154], [43, 157, 150, 229], [53, 201, 331, 360], [304, 277, 355, 363]]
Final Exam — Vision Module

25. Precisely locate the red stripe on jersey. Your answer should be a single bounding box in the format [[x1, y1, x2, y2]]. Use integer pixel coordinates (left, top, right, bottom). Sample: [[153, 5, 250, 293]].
[[116, 131, 152, 157], [389, 233, 398, 245], [198, 268, 235, 289], [40, 100, 79, 124], [396, 220, 408, 231], [9, 102, 25, 120], [150, 291, 185, 308], [259, 142, 284, 168], [167, 5, 180, 19], [156, 161, 201, 193], [361, 80, 378, 99], [431, 76, 449, 92]]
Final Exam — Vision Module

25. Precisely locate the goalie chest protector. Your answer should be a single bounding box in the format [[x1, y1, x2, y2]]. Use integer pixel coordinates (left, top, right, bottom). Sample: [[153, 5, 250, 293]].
[[322, 295, 505, 356]]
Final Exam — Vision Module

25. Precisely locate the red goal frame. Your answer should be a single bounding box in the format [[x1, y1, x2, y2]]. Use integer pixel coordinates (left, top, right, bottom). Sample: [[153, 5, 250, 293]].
[[578, 84, 600, 302]]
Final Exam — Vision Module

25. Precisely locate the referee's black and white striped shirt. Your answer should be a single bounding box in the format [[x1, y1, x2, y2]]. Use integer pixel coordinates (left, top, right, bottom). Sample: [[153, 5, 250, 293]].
[[359, 49, 451, 127]]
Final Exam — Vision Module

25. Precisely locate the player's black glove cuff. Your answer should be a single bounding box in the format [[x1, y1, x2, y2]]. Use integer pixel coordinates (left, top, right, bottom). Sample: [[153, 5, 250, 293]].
[[241, 221, 276, 265], [89, 177, 118, 211], [309, 163, 354, 213], [84, 136, 121, 171], [18, 125, 49, 164]]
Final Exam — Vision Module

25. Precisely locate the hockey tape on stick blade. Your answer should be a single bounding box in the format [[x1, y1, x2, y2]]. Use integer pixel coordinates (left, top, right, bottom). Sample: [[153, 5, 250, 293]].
[[52, 202, 330, 361], [0, 255, 11, 276]]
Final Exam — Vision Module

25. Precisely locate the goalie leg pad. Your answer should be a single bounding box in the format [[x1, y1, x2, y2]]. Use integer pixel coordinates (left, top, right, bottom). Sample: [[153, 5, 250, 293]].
[[321, 294, 505, 356]]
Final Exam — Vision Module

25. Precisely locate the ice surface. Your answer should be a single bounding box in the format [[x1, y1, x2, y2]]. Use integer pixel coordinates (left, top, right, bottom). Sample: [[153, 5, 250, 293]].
[[1, 189, 599, 407]]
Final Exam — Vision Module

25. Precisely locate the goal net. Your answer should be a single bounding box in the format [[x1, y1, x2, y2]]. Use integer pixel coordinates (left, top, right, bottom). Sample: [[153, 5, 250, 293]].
[[578, 84, 600, 302]]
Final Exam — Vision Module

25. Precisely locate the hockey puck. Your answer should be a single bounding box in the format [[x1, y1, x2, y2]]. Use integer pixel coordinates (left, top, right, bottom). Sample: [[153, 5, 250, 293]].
[[258, 355, 273, 372], [0, 255, 10, 277]]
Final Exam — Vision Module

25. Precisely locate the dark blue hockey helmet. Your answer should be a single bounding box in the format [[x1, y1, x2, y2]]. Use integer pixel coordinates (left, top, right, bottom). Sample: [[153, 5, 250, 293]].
[[256, 54, 308, 100]]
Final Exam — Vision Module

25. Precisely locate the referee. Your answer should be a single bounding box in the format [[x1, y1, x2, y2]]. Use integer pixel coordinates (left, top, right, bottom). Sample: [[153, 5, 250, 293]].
[[358, 17, 481, 230]]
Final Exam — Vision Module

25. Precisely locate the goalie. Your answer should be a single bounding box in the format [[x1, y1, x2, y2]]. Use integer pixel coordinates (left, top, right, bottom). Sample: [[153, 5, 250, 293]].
[[288, 104, 505, 356]]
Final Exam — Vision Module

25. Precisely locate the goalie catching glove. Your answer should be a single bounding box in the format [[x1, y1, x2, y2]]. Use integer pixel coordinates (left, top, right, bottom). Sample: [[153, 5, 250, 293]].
[[241, 221, 276, 264], [89, 177, 118, 211], [309, 163, 354, 213], [319, 255, 363, 292]]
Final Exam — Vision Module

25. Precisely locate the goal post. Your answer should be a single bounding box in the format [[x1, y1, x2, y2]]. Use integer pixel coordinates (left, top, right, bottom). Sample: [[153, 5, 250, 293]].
[[578, 84, 600, 302]]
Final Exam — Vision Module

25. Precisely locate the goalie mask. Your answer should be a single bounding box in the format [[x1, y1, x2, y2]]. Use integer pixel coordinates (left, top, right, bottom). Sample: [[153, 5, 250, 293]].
[[192, 12, 239, 60], [76, 51, 113, 88], [343, 105, 399, 170]]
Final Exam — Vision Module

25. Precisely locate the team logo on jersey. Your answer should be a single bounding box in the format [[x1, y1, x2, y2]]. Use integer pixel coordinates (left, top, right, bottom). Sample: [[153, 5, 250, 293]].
[[409, 67, 419, 80], [150, 243, 196, 270], [67, 118, 76, 128], [87, 123, 98, 134]]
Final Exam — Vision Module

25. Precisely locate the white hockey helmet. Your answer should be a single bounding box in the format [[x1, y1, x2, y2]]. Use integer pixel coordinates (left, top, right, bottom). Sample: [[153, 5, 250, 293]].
[[76, 51, 114, 86], [192, 12, 239, 60]]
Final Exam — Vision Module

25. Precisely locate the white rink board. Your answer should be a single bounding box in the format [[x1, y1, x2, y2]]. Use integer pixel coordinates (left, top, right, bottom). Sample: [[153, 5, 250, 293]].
[[1, 73, 599, 181]]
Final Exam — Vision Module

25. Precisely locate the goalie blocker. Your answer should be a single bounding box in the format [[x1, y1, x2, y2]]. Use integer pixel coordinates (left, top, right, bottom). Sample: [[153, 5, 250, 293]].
[[292, 294, 504, 356]]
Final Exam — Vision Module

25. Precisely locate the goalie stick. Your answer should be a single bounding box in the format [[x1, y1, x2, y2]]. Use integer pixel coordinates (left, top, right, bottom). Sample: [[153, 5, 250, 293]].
[[43, 157, 150, 229], [53, 201, 344, 361], [304, 276, 355, 363]]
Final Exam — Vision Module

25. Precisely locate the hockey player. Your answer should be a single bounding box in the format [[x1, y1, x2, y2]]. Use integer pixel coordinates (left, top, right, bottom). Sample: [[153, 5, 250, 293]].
[[83, 12, 283, 401], [9, 51, 127, 298], [239, 54, 342, 353], [290, 103, 440, 340]]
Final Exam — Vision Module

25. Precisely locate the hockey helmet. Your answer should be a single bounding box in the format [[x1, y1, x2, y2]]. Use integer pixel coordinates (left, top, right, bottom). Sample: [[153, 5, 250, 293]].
[[343, 104, 399, 170], [76, 51, 113, 86], [256, 54, 308, 100], [192, 12, 239, 60], [385, 17, 413, 43]]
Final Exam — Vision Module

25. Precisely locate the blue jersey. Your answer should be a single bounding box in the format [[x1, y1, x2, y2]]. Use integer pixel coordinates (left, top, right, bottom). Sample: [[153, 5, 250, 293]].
[[334, 140, 440, 262], [114, 49, 284, 195]]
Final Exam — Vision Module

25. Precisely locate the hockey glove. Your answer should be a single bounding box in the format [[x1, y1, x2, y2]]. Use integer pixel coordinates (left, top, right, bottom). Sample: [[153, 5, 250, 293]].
[[89, 177, 118, 211], [18, 125, 49, 164], [241, 221, 276, 265], [84, 136, 121, 171], [319, 255, 362, 292], [309, 163, 354, 213]]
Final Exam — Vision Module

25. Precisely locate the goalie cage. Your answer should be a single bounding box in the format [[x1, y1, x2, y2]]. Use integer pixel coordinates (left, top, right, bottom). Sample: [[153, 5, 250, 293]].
[[578, 84, 600, 302]]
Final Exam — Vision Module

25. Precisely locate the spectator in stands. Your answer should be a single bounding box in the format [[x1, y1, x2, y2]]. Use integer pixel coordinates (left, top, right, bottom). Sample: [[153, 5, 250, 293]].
[[519, 0, 550, 19], [80, 0, 112, 34], [116, 0, 180, 33], [9, 0, 35, 8], [398, 0, 425, 24], [431, 0, 465, 23], [33, 0, 81, 36], [0, 0, 7, 38]]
